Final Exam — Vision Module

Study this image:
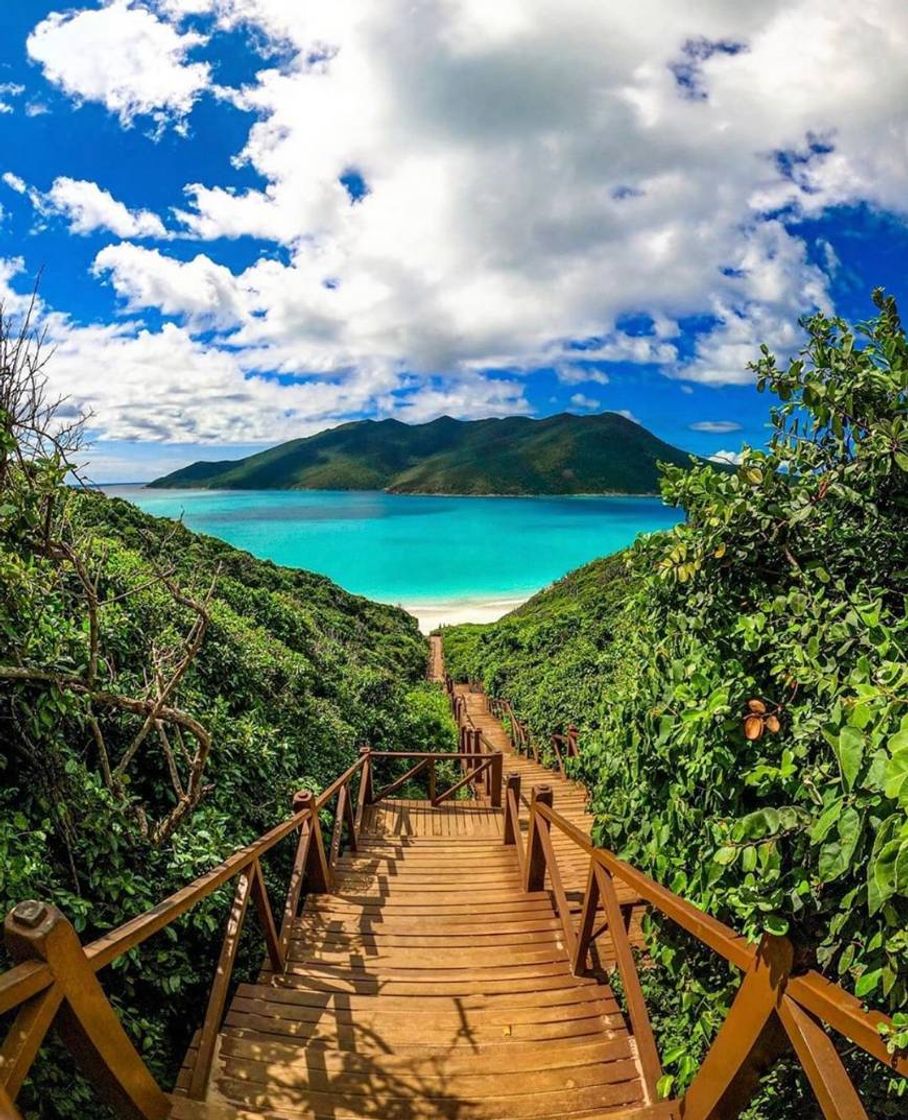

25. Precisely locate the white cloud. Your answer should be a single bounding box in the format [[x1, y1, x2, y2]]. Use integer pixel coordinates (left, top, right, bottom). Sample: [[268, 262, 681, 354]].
[[556, 365, 610, 386], [689, 420, 743, 433], [2, 173, 27, 195], [14, 0, 908, 443], [0, 82, 25, 114], [93, 243, 244, 325], [617, 409, 641, 424], [0, 257, 528, 443], [569, 393, 601, 411], [44, 178, 168, 238], [710, 448, 745, 465], [27, 0, 211, 131], [125, 0, 857, 390]]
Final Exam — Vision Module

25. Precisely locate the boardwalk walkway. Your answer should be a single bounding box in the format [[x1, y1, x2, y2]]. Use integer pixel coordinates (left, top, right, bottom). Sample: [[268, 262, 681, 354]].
[[428, 634, 445, 683], [452, 682, 646, 954], [171, 797, 660, 1120], [3, 637, 896, 1118], [169, 650, 660, 1119]]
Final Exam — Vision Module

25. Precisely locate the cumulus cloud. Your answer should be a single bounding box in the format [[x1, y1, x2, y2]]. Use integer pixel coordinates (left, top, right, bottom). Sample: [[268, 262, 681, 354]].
[[44, 178, 168, 238], [27, 0, 211, 131], [0, 257, 527, 443], [14, 0, 908, 442], [689, 420, 743, 433], [569, 393, 601, 411], [710, 448, 745, 465], [556, 366, 610, 386]]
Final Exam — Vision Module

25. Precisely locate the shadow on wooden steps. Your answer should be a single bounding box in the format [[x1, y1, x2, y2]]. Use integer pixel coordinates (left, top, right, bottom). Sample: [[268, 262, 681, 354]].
[[170, 802, 662, 1120]]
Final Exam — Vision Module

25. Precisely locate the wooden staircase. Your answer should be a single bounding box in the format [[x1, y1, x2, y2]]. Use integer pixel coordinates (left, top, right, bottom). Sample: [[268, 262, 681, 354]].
[[1, 636, 901, 1119], [170, 798, 663, 1119], [451, 684, 646, 955]]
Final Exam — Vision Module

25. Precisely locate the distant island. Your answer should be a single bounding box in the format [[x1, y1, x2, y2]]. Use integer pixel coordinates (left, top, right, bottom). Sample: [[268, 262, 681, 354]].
[[149, 411, 707, 495]]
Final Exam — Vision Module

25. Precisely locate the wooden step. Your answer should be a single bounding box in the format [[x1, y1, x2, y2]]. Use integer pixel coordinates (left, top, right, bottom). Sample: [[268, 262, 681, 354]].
[[170, 1096, 679, 1120], [209, 1075, 643, 1118], [176, 684, 653, 1118]]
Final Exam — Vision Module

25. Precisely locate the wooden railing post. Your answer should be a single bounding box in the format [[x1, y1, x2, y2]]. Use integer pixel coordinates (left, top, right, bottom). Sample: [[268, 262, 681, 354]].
[[489, 751, 503, 808], [503, 773, 521, 845], [428, 757, 436, 804], [354, 746, 373, 833], [359, 746, 373, 806], [524, 785, 553, 892], [292, 790, 332, 894], [680, 934, 794, 1120], [550, 734, 565, 777], [776, 996, 870, 1120], [4, 902, 169, 1120], [471, 730, 483, 792], [575, 861, 663, 1103], [250, 859, 284, 973]]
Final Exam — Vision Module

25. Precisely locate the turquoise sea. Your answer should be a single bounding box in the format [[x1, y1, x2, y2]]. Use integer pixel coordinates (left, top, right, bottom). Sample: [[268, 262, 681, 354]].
[[107, 487, 681, 627]]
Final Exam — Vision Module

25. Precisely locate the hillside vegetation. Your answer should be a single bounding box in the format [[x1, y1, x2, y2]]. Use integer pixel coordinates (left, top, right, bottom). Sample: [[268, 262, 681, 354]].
[[444, 292, 908, 1112], [0, 311, 452, 1116], [149, 411, 705, 495]]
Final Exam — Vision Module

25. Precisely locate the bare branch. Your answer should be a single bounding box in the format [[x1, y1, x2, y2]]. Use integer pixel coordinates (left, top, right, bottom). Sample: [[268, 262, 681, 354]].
[[88, 713, 114, 789], [155, 721, 185, 800], [113, 564, 218, 778], [0, 666, 211, 747]]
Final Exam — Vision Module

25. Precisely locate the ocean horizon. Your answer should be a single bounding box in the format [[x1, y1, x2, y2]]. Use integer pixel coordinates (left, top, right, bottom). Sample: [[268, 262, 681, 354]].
[[106, 486, 681, 631]]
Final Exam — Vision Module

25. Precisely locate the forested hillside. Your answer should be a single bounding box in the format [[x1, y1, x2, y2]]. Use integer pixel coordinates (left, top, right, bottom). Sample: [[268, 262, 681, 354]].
[[149, 410, 706, 495], [0, 313, 451, 1116], [443, 293, 908, 1114]]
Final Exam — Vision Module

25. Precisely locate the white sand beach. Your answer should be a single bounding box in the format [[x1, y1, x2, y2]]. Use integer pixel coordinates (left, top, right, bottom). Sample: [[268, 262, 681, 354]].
[[398, 596, 531, 633]]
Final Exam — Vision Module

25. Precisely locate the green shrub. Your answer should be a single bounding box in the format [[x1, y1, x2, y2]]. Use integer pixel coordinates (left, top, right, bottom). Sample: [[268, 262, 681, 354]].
[[0, 480, 432, 1117], [444, 291, 908, 1112]]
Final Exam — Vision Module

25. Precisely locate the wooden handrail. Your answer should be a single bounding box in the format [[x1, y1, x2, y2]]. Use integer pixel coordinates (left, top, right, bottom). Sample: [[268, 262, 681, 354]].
[[0, 960, 53, 1017], [431, 754, 496, 806], [519, 791, 906, 1117], [372, 757, 430, 802], [534, 801, 754, 971], [0, 747, 375, 1114], [85, 804, 312, 973]]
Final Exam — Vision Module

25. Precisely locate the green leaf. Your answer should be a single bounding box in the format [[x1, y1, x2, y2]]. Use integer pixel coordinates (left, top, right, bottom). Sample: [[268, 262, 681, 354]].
[[855, 969, 882, 998], [733, 808, 780, 842], [810, 803, 839, 844], [763, 914, 789, 936], [884, 749, 908, 805], [836, 726, 864, 791], [889, 729, 908, 752], [819, 840, 846, 882]]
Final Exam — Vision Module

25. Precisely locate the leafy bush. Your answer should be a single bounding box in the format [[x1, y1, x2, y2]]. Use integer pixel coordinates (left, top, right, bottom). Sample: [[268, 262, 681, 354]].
[[1, 484, 438, 1115], [444, 292, 908, 1112]]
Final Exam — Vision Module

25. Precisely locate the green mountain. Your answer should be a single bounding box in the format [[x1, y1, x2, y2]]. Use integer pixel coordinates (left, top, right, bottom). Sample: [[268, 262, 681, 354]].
[[149, 412, 704, 494]]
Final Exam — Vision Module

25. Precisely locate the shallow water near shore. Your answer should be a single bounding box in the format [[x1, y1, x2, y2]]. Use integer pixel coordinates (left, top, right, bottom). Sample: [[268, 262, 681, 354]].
[[106, 487, 681, 630]]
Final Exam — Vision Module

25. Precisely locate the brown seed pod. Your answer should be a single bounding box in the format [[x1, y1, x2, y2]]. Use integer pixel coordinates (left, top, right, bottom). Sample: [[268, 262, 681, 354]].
[[765, 714, 781, 733], [747, 699, 767, 714], [744, 715, 764, 740]]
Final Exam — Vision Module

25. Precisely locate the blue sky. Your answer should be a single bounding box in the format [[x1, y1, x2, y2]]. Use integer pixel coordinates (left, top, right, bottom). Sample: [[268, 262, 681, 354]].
[[1, 2, 906, 481]]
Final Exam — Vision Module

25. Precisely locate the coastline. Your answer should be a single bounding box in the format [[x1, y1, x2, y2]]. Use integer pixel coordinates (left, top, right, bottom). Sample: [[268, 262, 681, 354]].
[[141, 484, 664, 499], [393, 595, 532, 633]]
